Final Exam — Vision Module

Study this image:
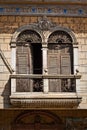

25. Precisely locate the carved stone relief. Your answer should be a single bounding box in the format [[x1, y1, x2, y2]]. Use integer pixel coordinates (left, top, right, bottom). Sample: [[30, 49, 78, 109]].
[[17, 30, 42, 43], [48, 31, 72, 43]]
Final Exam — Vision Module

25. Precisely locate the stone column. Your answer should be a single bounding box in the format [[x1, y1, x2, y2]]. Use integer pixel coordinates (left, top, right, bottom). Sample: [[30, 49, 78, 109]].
[[42, 44, 49, 93], [73, 44, 80, 92], [10, 42, 16, 94], [73, 45, 79, 74]]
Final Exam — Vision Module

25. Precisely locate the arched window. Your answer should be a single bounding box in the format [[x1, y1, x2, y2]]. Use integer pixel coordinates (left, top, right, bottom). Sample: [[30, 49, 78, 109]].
[[11, 29, 78, 93], [10, 20, 81, 109], [16, 30, 42, 92], [48, 31, 74, 92]]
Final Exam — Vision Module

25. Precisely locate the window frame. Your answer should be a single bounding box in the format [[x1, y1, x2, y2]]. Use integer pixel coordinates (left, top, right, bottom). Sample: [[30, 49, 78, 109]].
[[10, 27, 79, 94]]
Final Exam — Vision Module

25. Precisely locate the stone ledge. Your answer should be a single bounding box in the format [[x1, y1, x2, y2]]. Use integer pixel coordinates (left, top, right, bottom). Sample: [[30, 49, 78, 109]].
[[10, 93, 82, 108]]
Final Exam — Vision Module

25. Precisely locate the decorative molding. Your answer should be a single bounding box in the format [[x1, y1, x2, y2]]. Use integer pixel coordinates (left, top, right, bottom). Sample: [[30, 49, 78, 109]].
[[17, 30, 42, 43], [11, 18, 77, 43], [10, 96, 81, 108], [48, 30, 72, 43], [0, 5, 87, 17]]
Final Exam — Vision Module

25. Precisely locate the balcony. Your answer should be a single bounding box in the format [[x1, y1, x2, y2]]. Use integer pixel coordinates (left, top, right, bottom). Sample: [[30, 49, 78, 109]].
[[10, 74, 82, 109]]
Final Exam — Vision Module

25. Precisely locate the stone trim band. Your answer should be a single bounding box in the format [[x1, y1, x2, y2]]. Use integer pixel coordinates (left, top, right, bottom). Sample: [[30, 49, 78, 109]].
[[0, 5, 87, 17]]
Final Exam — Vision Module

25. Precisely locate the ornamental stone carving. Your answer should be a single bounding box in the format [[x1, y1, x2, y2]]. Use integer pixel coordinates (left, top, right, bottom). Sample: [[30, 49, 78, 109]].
[[38, 16, 52, 30], [17, 30, 42, 43]]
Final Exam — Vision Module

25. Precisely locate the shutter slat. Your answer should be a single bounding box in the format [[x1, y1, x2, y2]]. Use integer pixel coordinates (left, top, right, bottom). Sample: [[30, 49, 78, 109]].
[[61, 54, 71, 74], [48, 43, 72, 92], [16, 46, 30, 74], [16, 45, 30, 92], [48, 55, 60, 74], [48, 53, 61, 92]]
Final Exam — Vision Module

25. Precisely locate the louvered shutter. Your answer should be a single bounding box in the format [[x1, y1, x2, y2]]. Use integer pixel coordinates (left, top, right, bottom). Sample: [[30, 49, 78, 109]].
[[16, 45, 30, 92], [60, 44, 73, 92], [48, 43, 73, 92], [61, 54, 71, 74], [48, 54, 61, 92], [16, 46, 30, 74]]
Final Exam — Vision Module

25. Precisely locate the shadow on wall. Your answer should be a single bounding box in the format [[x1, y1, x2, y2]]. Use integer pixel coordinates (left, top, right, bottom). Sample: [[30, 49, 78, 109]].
[[1, 78, 11, 108]]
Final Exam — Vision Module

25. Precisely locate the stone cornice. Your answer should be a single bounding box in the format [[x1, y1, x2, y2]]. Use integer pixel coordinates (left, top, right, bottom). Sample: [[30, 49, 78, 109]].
[[0, 0, 87, 5], [0, 5, 87, 17]]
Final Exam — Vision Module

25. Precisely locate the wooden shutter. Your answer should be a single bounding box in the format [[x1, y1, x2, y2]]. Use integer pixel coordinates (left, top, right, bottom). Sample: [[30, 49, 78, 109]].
[[48, 55, 60, 74], [48, 43, 73, 92], [61, 54, 71, 74], [16, 45, 30, 92], [16, 45, 30, 74], [48, 54, 61, 92]]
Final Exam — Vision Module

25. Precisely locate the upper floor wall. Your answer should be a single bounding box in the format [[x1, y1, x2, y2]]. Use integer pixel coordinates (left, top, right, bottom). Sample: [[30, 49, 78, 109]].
[[0, 2, 87, 108], [0, 15, 86, 109]]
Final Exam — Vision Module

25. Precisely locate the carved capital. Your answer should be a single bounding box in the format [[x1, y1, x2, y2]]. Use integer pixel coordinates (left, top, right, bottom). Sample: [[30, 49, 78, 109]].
[[10, 42, 16, 48]]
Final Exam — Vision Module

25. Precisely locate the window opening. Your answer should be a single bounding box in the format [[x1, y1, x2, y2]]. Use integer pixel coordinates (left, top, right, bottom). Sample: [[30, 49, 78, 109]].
[[31, 43, 42, 74], [31, 43, 43, 92], [48, 31, 75, 92]]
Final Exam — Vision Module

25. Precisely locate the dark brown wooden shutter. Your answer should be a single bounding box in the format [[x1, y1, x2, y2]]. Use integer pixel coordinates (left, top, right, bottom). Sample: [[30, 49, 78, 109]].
[[16, 45, 30, 92]]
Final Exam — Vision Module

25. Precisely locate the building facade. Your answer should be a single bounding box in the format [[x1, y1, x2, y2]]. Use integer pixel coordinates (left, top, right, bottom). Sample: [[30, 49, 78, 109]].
[[0, 0, 87, 129]]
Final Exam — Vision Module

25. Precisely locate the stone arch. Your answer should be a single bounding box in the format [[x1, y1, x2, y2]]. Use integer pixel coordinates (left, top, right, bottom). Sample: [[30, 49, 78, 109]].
[[48, 30, 72, 43], [11, 24, 43, 43], [17, 30, 42, 43], [44, 27, 77, 43], [12, 111, 65, 130]]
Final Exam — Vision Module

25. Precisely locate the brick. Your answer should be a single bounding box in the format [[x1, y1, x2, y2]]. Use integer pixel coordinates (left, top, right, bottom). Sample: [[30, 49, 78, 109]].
[[8, 16, 16, 22], [66, 17, 74, 24], [0, 22, 4, 27], [19, 22, 25, 27], [16, 16, 22, 22], [58, 17, 66, 24], [11, 22, 18, 28], [0, 16, 8, 22], [51, 17, 59, 23], [22, 16, 30, 23], [30, 17, 38, 23]]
